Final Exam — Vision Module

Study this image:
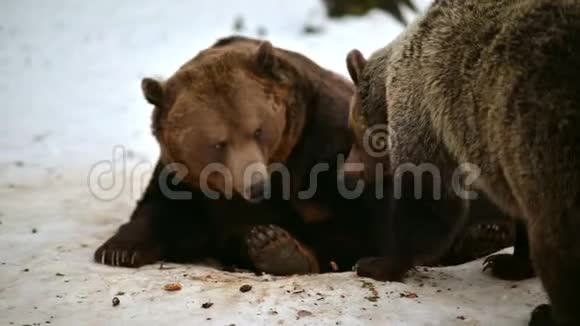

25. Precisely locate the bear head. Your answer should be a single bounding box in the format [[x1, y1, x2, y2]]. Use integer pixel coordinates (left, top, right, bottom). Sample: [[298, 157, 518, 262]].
[[141, 37, 308, 202], [344, 49, 390, 185]]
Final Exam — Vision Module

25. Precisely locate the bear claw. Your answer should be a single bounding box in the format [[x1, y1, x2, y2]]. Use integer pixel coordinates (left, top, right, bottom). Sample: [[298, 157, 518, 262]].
[[94, 239, 160, 268], [482, 253, 535, 280]]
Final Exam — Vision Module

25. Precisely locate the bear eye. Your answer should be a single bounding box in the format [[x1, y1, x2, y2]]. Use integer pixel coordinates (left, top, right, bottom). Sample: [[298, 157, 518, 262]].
[[214, 141, 227, 151], [254, 128, 263, 140]]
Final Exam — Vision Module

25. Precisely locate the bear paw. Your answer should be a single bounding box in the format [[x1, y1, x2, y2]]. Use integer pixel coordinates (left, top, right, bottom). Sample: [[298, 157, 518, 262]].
[[246, 225, 319, 275], [94, 235, 161, 268], [483, 253, 535, 280]]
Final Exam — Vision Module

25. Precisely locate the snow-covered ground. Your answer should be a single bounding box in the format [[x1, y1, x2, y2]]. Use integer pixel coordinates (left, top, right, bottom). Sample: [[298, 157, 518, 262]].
[[0, 0, 546, 325]]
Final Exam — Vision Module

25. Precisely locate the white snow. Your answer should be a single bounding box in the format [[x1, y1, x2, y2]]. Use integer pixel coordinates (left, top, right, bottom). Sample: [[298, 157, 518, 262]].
[[0, 0, 546, 325]]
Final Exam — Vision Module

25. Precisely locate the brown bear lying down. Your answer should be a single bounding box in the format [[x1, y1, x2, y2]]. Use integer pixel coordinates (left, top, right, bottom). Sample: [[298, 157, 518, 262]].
[[95, 36, 513, 275]]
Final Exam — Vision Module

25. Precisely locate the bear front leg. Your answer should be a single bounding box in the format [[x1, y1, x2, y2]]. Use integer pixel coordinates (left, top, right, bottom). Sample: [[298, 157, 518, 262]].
[[245, 225, 320, 275], [482, 220, 535, 280], [94, 160, 212, 267], [356, 178, 469, 282], [94, 213, 161, 267]]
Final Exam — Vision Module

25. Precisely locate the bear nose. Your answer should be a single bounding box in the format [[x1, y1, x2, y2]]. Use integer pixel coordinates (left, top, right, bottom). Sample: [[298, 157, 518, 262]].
[[246, 180, 266, 202]]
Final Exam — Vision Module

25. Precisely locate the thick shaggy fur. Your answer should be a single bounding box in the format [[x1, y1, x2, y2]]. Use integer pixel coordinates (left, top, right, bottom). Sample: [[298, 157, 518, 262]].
[[95, 36, 516, 277], [347, 1, 580, 324]]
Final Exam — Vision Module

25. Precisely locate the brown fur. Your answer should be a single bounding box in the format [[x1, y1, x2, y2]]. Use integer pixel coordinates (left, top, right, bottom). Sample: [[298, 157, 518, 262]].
[[95, 36, 369, 275], [95, 36, 515, 277], [347, 0, 580, 324]]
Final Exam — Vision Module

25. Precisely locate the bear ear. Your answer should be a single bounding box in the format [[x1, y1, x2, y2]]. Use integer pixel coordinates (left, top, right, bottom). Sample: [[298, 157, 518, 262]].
[[141, 78, 164, 107], [346, 49, 367, 86], [255, 41, 288, 82]]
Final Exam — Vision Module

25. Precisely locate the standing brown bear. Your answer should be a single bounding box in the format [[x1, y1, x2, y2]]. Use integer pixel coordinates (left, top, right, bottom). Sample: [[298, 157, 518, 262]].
[[345, 0, 580, 325]]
